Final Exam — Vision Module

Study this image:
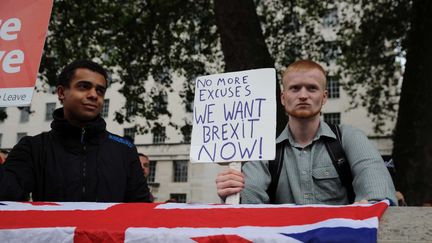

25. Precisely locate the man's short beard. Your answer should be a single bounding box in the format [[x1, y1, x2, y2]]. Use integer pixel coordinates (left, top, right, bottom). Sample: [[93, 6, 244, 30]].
[[288, 108, 321, 119]]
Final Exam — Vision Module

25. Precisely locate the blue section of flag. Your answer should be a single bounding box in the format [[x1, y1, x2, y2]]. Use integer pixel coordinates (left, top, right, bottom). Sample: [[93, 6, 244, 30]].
[[282, 227, 377, 243]]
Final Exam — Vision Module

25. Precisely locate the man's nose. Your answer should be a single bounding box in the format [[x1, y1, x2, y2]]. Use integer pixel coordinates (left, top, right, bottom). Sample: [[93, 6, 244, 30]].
[[88, 88, 98, 99], [299, 87, 308, 99]]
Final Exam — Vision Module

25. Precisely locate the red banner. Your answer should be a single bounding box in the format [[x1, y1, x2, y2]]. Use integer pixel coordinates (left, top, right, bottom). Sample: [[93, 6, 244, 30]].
[[0, 0, 53, 106]]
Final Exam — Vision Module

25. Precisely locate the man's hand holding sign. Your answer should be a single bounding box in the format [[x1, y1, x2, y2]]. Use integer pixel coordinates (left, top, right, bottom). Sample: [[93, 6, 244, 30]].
[[190, 68, 276, 204]]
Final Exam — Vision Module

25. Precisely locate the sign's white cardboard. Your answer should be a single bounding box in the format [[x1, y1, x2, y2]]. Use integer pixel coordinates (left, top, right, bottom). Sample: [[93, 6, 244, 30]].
[[190, 68, 276, 163]]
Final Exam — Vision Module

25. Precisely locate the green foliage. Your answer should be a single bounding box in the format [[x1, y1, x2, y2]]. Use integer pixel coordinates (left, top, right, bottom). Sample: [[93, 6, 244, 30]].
[[40, 0, 411, 137], [337, 0, 411, 134], [258, 0, 412, 134], [257, 0, 330, 76], [40, 0, 222, 136]]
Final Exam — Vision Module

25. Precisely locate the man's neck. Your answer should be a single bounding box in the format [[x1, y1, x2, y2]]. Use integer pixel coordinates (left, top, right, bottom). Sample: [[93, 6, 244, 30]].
[[288, 116, 320, 147]]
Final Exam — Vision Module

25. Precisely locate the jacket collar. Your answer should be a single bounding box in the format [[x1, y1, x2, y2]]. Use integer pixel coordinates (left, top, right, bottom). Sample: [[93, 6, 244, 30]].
[[276, 119, 337, 146], [50, 108, 106, 143]]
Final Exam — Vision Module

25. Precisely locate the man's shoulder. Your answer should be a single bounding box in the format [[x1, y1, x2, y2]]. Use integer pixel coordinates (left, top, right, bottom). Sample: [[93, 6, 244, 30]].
[[17, 131, 51, 144], [338, 124, 367, 137], [7, 131, 53, 156], [105, 132, 135, 149]]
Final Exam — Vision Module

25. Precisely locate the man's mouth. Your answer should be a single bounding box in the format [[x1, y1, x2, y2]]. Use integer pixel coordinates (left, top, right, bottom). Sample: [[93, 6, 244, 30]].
[[83, 103, 98, 109]]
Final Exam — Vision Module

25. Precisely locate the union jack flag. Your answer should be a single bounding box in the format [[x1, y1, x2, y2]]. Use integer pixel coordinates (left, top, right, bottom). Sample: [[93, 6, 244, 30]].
[[0, 201, 389, 242]]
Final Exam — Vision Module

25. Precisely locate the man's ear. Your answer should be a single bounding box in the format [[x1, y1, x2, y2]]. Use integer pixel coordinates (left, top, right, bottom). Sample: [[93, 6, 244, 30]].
[[280, 91, 286, 107], [322, 89, 328, 105], [57, 86, 65, 103]]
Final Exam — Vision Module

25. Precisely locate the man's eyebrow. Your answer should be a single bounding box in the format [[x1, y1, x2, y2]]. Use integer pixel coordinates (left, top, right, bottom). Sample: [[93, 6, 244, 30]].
[[76, 80, 92, 84], [76, 80, 107, 89]]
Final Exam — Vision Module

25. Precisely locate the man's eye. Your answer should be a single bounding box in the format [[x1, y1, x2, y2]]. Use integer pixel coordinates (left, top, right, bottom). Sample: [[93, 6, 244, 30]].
[[97, 88, 106, 95], [78, 83, 90, 89]]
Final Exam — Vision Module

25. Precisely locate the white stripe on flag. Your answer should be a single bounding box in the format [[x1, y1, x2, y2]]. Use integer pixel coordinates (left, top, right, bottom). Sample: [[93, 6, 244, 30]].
[[157, 200, 389, 210], [0, 227, 75, 243], [0, 201, 118, 211]]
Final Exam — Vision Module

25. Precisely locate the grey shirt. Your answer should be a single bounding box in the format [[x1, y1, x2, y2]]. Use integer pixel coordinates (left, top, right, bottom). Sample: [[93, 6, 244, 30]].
[[241, 122, 397, 205]]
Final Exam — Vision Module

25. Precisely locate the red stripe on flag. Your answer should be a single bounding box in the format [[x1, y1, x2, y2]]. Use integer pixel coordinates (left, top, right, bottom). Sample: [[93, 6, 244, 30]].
[[74, 229, 124, 243], [25, 202, 61, 206], [192, 235, 253, 243]]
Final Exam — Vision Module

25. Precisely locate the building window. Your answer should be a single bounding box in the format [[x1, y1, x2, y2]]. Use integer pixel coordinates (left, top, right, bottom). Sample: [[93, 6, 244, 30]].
[[169, 193, 187, 203], [324, 112, 341, 125], [101, 99, 109, 118], [19, 107, 30, 123], [173, 160, 188, 182], [16, 132, 27, 143], [155, 92, 168, 111], [185, 100, 194, 113], [123, 127, 136, 143], [147, 161, 156, 183], [181, 123, 192, 143], [183, 133, 191, 143], [323, 8, 338, 28], [152, 126, 166, 144], [45, 102, 56, 121], [322, 41, 340, 63], [126, 100, 137, 117], [0, 107, 6, 123], [327, 76, 340, 99]]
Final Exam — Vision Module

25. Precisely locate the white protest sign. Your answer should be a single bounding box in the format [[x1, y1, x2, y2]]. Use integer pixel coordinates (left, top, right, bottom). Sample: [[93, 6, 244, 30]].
[[190, 68, 276, 163]]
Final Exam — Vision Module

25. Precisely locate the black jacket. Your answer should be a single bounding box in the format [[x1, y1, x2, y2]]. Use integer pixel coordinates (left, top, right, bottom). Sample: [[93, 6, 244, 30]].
[[0, 108, 151, 202]]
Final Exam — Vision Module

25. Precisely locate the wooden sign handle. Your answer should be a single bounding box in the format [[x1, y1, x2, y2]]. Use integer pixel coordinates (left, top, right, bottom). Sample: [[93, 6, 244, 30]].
[[225, 161, 242, 205]]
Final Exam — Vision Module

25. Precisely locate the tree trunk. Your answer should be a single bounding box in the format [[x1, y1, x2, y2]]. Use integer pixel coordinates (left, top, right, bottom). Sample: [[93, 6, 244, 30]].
[[213, 0, 287, 136], [393, 0, 432, 206]]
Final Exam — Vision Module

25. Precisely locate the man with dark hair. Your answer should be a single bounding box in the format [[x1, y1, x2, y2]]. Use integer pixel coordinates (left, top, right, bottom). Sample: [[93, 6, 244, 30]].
[[138, 153, 150, 178], [0, 60, 151, 202], [138, 153, 155, 202]]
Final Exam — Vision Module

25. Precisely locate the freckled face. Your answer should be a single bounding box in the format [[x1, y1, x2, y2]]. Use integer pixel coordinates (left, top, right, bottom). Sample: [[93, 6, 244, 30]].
[[57, 68, 107, 124], [281, 69, 327, 119]]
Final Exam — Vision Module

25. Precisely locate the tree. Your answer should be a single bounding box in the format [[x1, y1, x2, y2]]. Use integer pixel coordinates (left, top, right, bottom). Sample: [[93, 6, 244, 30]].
[[40, 0, 221, 136], [337, 0, 410, 134], [213, 0, 286, 134], [214, 0, 338, 135], [393, 0, 432, 206], [40, 0, 335, 138], [333, 0, 432, 205]]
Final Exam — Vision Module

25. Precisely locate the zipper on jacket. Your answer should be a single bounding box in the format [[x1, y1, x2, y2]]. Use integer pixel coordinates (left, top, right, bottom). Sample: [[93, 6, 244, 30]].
[[80, 128, 86, 144], [82, 162, 86, 195], [81, 128, 86, 198]]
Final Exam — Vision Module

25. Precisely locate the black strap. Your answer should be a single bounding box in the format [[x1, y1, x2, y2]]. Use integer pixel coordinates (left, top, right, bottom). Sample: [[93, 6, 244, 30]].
[[267, 123, 355, 204], [324, 124, 355, 203], [266, 141, 285, 204]]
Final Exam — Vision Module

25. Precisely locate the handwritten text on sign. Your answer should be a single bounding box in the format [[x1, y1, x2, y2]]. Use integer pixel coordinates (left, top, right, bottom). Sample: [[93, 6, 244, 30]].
[[190, 68, 276, 163]]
